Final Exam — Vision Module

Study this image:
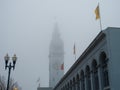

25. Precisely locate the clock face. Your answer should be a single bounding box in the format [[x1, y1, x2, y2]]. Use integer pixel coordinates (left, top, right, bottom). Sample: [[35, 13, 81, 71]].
[[53, 62, 59, 70]]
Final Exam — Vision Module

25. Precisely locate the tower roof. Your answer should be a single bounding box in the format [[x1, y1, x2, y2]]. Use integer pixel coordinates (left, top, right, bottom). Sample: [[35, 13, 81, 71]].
[[50, 22, 64, 52], [52, 22, 60, 40]]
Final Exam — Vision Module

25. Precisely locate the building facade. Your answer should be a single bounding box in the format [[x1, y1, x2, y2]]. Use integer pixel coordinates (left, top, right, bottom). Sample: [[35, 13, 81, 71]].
[[54, 27, 120, 90], [49, 22, 64, 88]]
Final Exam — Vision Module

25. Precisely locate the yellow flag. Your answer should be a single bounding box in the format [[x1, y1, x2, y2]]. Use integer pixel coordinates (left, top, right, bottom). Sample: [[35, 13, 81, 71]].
[[95, 5, 100, 20]]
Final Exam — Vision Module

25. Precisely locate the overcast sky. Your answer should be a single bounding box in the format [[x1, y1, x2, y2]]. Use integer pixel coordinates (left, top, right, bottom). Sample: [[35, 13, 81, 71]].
[[0, 0, 120, 90]]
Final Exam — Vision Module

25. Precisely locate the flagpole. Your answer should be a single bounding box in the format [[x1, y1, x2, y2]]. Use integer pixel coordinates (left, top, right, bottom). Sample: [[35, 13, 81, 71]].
[[98, 3, 102, 31], [73, 43, 76, 61], [37, 78, 40, 87], [75, 52, 76, 61]]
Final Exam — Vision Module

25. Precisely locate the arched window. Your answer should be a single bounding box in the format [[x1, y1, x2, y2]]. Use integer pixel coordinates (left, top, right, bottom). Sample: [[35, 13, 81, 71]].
[[100, 52, 110, 89], [70, 80, 72, 90], [65, 85, 67, 90], [85, 65, 91, 90], [92, 60, 99, 90], [63, 86, 65, 90], [73, 77, 76, 90], [62, 86, 63, 90], [67, 82, 70, 90], [76, 74, 80, 90], [61, 87, 63, 90], [80, 70, 85, 90]]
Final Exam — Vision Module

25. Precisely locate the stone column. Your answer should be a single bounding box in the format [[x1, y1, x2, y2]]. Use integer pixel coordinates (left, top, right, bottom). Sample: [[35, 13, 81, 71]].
[[98, 64, 102, 90], [90, 71, 94, 90], [85, 75, 87, 90]]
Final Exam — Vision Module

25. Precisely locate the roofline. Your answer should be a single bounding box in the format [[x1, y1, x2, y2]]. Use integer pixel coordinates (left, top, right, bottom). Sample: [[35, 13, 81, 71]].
[[54, 30, 106, 89]]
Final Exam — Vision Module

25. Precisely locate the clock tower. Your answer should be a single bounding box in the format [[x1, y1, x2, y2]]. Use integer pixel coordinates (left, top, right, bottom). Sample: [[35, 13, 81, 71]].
[[49, 22, 64, 88]]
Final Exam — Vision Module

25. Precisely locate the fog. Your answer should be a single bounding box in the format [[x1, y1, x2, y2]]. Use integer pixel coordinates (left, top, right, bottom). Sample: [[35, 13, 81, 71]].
[[0, 0, 120, 90]]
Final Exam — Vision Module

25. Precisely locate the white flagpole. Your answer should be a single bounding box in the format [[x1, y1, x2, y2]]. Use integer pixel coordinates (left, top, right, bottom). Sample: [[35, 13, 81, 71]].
[[74, 43, 76, 61], [98, 3, 102, 31]]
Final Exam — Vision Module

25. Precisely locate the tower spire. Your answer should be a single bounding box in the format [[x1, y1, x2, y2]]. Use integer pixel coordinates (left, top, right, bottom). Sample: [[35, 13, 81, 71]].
[[49, 22, 64, 88]]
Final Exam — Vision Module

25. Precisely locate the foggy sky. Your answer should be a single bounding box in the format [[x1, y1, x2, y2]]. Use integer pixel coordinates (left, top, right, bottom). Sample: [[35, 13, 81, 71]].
[[0, 0, 120, 90]]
